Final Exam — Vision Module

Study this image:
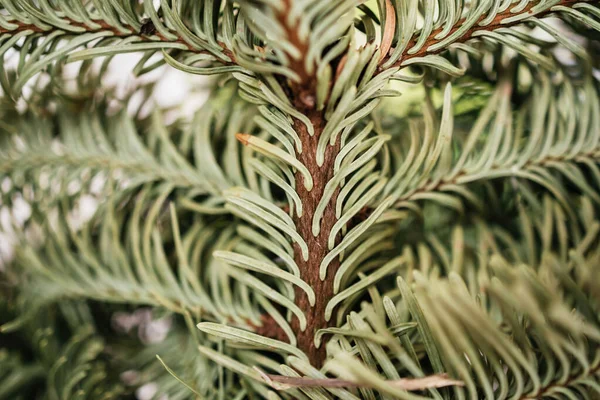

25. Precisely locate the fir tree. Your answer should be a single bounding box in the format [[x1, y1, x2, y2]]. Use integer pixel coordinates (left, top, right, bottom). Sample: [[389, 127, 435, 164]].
[[1, 0, 600, 398]]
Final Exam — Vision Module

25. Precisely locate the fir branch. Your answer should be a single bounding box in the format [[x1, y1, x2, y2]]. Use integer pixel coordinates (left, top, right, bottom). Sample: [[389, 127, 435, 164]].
[[524, 363, 600, 399], [1, 18, 237, 62], [385, 75, 600, 221], [316, 194, 600, 399], [380, 0, 599, 69], [2, 0, 600, 397]]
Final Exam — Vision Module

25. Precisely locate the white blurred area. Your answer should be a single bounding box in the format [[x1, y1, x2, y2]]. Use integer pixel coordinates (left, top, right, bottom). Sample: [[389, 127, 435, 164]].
[[0, 53, 212, 271], [99, 53, 212, 117]]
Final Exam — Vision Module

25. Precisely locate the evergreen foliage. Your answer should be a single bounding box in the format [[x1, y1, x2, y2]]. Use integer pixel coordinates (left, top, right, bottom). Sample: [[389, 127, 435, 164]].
[[1, 0, 600, 398]]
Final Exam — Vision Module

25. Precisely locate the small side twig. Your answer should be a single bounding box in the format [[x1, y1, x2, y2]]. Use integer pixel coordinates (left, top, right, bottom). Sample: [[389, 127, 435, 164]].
[[254, 367, 463, 391]]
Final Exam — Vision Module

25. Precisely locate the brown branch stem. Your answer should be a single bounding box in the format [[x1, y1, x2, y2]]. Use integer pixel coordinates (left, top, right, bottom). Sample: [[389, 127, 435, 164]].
[[380, 0, 594, 69], [259, 371, 464, 391], [288, 112, 341, 368], [270, 0, 342, 368], [522, 361, 600, 399], [1, 19, 236, 63]]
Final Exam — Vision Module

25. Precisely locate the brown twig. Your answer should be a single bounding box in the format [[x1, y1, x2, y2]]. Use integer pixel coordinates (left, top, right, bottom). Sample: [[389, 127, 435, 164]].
[[1, 19, 236, 64], [275, 0, 318, 110], [521, 362, 600, 399], [255, 369, 464, 391], [379, 0, 595, 69]]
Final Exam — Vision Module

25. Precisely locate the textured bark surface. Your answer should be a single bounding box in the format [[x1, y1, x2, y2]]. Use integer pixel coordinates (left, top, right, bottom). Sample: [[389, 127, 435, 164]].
[[289, 110, 341, 368]]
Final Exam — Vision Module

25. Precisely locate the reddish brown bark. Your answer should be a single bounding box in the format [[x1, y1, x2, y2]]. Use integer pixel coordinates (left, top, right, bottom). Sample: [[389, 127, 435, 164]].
[[276, 0, 319, 109], [288, 111, 341, 368], [269, 2, 342, 367], [254, 108, 339, 368]]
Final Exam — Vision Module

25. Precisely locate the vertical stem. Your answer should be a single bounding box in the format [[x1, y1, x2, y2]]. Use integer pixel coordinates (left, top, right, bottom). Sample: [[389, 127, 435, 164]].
[[290, 110, 341, 368], [276, 0, 344, 368]]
